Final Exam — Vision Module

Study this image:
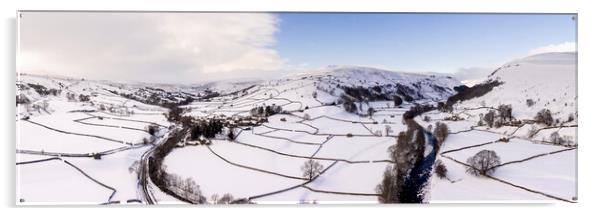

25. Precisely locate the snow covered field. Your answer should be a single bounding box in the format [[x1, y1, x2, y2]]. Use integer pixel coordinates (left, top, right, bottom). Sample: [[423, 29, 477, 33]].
[[15, 53, 577, 204]]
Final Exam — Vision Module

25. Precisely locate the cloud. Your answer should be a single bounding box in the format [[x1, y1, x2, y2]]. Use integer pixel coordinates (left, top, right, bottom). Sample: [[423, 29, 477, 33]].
[[451, 41, 576, 86], [526, 41, 576, 56], [18, 12, 286, 84], [452, 67, 493, 86]]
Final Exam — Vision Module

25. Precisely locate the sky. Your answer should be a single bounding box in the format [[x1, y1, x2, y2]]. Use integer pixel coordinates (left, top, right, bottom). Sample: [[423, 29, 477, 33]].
[[18, 12, 576, 84]]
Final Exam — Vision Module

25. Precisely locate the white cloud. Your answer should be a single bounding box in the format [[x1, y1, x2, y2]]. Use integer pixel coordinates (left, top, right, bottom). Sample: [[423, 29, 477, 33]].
[[18, 12, 286, 83], [452, 67, 493, 86], [527, 41, 576, 56], [452, 42, 576, 85]]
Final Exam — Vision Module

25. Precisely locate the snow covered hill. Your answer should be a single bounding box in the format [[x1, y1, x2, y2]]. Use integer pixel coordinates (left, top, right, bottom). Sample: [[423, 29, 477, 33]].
[[455, 52, 577, 121], [422, 52, 577, 203], [310, 66, 462, 103]]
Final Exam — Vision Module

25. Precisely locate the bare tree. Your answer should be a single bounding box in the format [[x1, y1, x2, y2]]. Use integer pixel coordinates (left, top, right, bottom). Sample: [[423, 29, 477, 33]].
[[384, 125, 392, 136], [434, 160, 448, 179], [483, 110, 495, 128], [466, 150, 501, 177], [497, 104, 512, 122], [301, 159, 324, 180]]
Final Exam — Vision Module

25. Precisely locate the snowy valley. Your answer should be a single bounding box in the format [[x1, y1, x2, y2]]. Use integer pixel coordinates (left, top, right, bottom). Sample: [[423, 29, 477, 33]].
[[15, 53, 577, 204]]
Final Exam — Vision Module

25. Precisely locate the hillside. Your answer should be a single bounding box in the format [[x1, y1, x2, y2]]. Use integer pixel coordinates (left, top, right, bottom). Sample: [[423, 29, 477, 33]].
[[419, 52, 577, 203], [16, 66, 462, 204], [455, 52, 577, 121]]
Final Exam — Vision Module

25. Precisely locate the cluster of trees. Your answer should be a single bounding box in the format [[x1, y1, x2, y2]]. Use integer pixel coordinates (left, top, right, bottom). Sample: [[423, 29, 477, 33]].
[[27, 83, 61, 96], [165, 103, 184, 122], [79, 94, 90, 102], [338, 94, 358, 113], [395, 84, 416, 102], [376, 120, 426, 203], [479, 104, 514, 128], [444, 80, 502, 109], [208, 193, 250, 204], [148, 129, 195, 202], [190, 118, 225, 140], [549, 131, 574, 146], [465, 150, 501, 176], [341, 86, 389, 102], [160, 165, 207, 204], [535, 108, 554, 126], [403, 104, 435, 119], [16, 94, 30, 105], [249, 104, 283, 117]]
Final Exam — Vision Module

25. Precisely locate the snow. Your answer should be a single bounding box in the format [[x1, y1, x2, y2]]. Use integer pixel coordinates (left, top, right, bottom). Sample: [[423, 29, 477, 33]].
[[314, 136, 394, 161], [17, 159, 113, 204], [441, 130, 502, 152], [254, 187, 378, 204], [163, 145, 305, 199], [236, 130, 320, 156], [65, 146, 151, 202], [16, 54, 577, 204], [428, 157, 550, 202], [307, 162, 390, 194], [17, 120, 126, 153], [209, 140, 327, 178], [445, 138, 568, 164], [494, 149, 577, 200], [455, 52, 577, 121]]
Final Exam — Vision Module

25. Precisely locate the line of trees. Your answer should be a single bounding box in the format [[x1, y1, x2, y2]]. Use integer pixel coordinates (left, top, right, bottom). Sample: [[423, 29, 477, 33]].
[[250, 104, 283, 117], [375, 119, 426, 203]]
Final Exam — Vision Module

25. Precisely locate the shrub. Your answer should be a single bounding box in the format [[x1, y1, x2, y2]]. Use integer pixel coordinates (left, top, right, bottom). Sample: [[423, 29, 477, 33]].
[[227, 127, 235, 141], [393, 95, 403, 107], [217, 193, 234, 204], [567, 113, 575, 122], [303, 113, 311, 120], [535, 109, 554, 126], [526, 99, 535, 107], [79, 94, 90, 102], [423, 115, 431, 122], [343, 101, 357, 113], [466, 150, 501, 177], [368, 107, 375, 118], [434, 122, 449, 144], [434, 160, 448, 179], [147, 125, 158, 136], [549, 131, 565, 145]]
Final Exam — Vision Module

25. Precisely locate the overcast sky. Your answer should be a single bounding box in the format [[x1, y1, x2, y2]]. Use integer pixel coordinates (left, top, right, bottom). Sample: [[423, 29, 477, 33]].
[[18, 12, 576, 84]]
